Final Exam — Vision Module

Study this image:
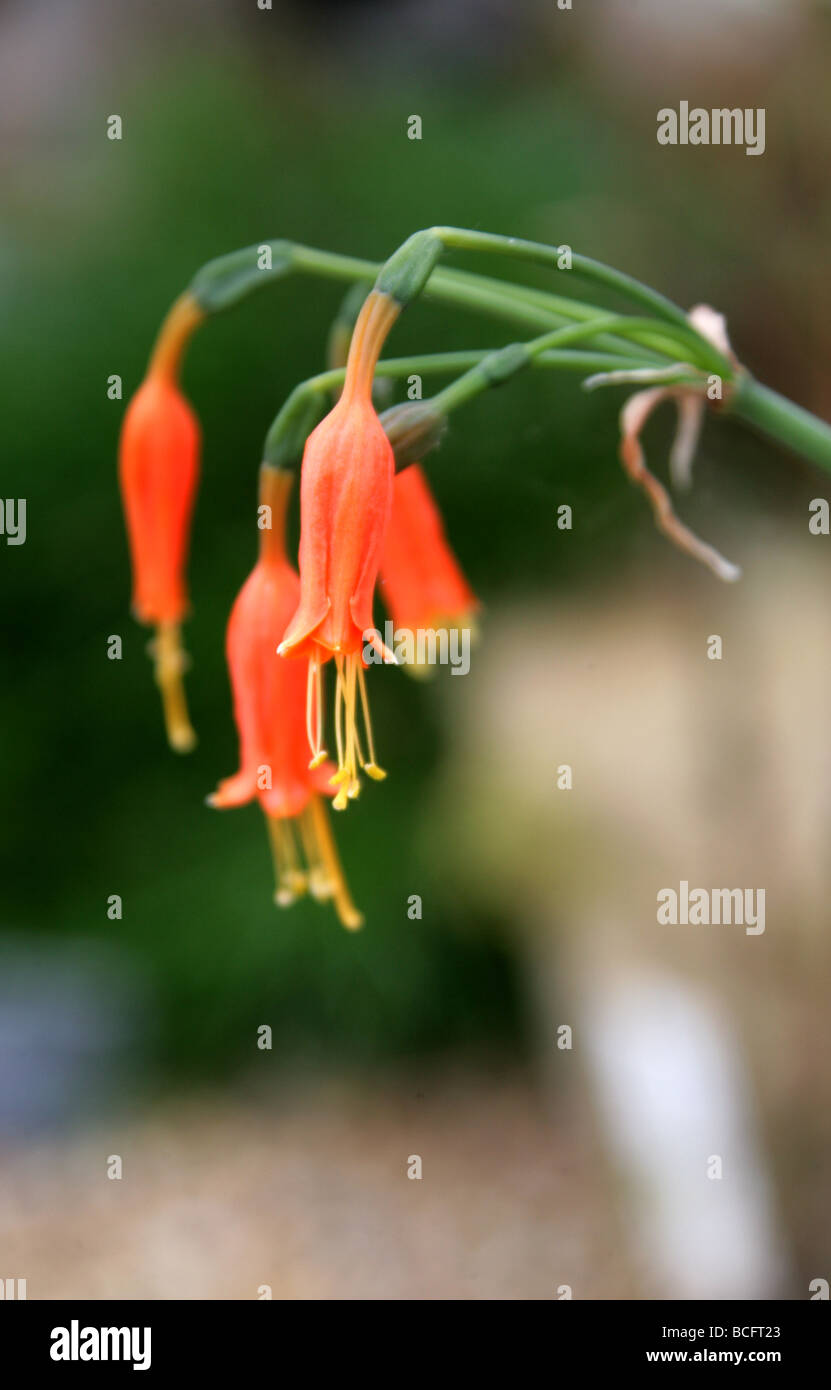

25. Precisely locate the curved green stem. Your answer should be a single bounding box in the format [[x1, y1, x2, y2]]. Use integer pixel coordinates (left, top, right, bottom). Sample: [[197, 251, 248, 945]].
[[185, 233, 831, 476], [431, 226, 692, 329], [189, 240, 684, 368], [375, 225, 730, 372], [729, 375, 831, 476], [263, 345, 660, 468], [431, 314, 708, 415]]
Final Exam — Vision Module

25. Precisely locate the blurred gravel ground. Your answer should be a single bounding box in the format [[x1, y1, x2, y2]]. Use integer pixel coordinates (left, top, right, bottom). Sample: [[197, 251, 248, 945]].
[[0, 1068, 635, 1300]]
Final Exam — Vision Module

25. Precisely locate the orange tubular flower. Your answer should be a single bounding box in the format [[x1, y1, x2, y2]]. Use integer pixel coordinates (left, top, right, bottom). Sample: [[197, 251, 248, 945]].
[[378, 463, 478, 659], [118, 293, 203, 752], [279, 289, 401, 810], [209, 465, 363, 930]]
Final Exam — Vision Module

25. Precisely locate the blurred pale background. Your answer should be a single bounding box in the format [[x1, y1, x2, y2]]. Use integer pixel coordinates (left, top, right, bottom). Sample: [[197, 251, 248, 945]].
[[1, 0, 830, 1298]]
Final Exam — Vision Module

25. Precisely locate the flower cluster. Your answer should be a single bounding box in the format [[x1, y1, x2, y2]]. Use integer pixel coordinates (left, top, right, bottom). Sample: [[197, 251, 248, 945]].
[[119, 289, 477, 928], [118, 226, 759, 930]]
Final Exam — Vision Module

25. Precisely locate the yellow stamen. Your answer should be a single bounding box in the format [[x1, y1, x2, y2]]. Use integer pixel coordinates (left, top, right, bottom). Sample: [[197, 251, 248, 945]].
[[322, 652, 387, 801], [315, 658, 324, 757], [151, 620, 197, 753], [356, 661, 386, 780], [265, 813, 308, 907], [333, 654, 346, 776], [307, 795, 364, 930], [305, 658, 328, 769], [262, 802, 362, 929], [345, 650, 358, 784], [298, 807, 334, 901]]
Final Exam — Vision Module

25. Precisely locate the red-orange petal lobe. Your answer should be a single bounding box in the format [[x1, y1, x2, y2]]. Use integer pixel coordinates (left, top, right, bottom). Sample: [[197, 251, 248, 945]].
[[210, 769, 259, 808]]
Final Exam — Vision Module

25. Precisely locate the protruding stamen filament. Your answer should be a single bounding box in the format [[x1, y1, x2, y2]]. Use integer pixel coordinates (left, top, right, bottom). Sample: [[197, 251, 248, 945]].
[[327, 652, 387, 806], [298, 806, 334, 902], [345, 652, 358, 783], [356, 661, 386, 781], [306, 658, 327, 769], [331, 655, 348, 808], [307, 795, 364, 930], [151, 621, 197, 753], [265, 813, 308, 907]]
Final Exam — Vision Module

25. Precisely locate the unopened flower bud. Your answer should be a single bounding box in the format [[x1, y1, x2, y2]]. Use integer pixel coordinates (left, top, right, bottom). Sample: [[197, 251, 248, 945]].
[[379, 401, 447, 470]]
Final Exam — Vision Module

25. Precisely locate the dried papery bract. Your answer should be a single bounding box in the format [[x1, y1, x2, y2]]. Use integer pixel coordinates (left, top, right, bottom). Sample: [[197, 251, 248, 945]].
[[118, 293, 204, 751], [619, 388, 741, 583], [209, 465, 363, 929], [601, 305, 742, 583]]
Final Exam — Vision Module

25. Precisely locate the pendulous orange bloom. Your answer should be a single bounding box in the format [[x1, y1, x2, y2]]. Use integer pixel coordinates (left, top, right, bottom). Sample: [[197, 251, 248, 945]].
[[119, 293, 204, 752], [378, 463, 478, 647], [279, 289, 400, 809], [209, 465, 363, 929]]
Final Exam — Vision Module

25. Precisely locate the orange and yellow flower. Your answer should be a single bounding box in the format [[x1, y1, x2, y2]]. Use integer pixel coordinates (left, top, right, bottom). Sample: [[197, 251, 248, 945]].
[[209, 465, 363, 929], [279, 289, 400, 808], [118, 293, 203, 751]]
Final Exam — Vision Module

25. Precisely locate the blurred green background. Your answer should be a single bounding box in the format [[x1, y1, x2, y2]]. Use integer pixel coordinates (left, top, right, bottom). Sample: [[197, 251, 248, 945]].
[[3, 0, 830, 1086]]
